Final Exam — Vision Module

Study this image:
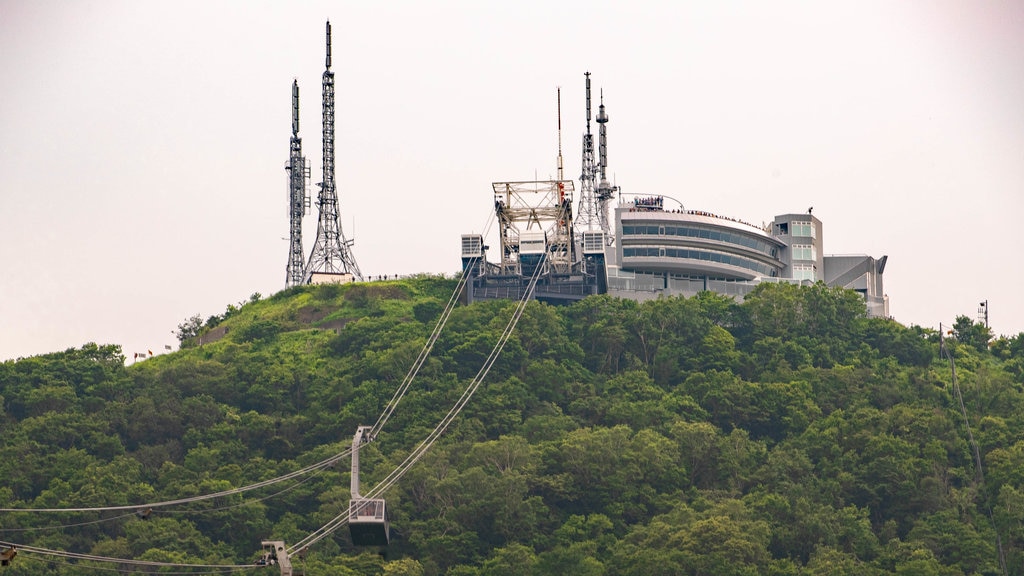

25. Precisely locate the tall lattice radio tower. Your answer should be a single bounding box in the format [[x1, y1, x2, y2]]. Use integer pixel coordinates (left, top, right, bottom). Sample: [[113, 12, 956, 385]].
[[304, 20, 363, 283], [594, 89, 618, 237], [576, 72, 599, 233], [285, 80, 310, 288], [575, 72, 618, 242]]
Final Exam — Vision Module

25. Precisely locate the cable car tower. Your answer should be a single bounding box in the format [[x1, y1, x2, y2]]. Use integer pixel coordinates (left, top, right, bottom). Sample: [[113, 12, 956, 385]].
[[348, 426, 390, 546], [304, 21, 363, 284], [285, 80, 311, 288]]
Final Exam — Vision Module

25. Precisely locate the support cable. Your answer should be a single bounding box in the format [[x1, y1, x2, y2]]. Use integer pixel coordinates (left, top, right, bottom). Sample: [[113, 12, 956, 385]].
[[1, 206, 498, 520], [939, 326, 1008, 576], [370, 211, 496, 437], [0, 539, 257, 573], [0, 449, 350, 514], [289, 205, 555, 554]]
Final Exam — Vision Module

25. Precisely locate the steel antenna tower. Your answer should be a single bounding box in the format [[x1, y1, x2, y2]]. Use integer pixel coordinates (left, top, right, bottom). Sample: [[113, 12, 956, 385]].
[[285, 80, 310, 288], [305, 20, 363, 283], [595, 89, 619, 238], [576, 72, 599, 233]]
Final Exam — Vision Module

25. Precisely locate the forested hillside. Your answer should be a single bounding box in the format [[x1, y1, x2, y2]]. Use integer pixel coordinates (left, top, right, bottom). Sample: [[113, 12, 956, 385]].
[[2, 276, 1023, 575]]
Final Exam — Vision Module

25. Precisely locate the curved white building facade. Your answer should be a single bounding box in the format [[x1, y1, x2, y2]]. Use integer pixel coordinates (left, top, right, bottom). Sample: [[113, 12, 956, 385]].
[[607, 200, 889, 317]]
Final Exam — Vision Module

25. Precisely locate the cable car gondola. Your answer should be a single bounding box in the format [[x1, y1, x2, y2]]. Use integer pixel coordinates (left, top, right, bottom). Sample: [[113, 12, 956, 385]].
[[348, 426, 390, 546], [348, 497, 389, 546]]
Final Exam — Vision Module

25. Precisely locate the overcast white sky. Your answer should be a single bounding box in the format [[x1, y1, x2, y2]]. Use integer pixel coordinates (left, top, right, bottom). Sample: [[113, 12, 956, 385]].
[[2, 1, 1022, 361]]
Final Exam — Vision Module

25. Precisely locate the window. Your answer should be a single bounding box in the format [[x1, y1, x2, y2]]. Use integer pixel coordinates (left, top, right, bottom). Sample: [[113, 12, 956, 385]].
[[792, 221, 815, 238], [792, 264, 815, 281], [791, 244, 816, 261]]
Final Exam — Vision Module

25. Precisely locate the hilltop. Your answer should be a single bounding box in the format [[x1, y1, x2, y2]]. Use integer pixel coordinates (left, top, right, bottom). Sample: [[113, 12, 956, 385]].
[[1, 276, 1023, 575]]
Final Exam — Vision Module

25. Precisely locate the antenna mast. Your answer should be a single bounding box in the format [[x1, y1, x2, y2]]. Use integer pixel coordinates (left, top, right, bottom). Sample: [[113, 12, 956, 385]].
[[304, 20, 363, 283], [285, 80, 310, 288], [557, 87, 564, 182], [576, 72, 599, 232], [595, 89, 618, 238]]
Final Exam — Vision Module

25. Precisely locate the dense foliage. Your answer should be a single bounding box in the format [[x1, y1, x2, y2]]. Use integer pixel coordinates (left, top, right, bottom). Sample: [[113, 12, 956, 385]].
[[2, 276, 1023, 575]]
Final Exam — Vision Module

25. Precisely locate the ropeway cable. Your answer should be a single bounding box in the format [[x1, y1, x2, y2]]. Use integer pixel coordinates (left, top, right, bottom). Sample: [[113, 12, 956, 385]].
[[0, 448, 352, 514], [369, 210, 496, 438], [369, 257, 476, 438], [289, 197, 569, 553], [289, 246, 549, 554], [0, 207, 498, 520], [0, 512, 136, 534], [939, 327, 1008, 576], [0, 458, 336, 529], [0, 539, 258, 573], [290, 257, 544, 552]]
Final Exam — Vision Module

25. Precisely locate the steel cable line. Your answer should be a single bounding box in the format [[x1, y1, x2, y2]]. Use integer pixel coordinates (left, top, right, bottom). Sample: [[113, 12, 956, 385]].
[[0, 512, 136, 534], [369, 257, 475, 437], [13, 554, 256, 575], [0, 211, 497, 519], [291, 258, 543, 552], [0, 449, 351, 514], [939, 326, 1008, 575], [1, 460, 334, 529], [289, 226, 552, 554], [369, 211, 496, 438], [289, 199, 566, 552], [2, 205, 510, 569], [0, 539, 258, 573]]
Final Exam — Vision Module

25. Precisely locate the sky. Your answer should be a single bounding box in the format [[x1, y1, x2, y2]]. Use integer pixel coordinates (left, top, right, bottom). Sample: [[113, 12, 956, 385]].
[[1, 1, 1022, 361]]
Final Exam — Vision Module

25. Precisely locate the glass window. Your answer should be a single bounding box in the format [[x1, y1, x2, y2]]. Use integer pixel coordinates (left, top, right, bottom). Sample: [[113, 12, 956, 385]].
[[791, 244, 816, 261], [791, 221, 816, 238], [792, 264, 815, 281]]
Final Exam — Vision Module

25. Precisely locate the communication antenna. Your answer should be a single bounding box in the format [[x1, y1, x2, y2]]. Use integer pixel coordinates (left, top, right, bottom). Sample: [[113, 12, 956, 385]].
[[556, 87, 564, 182], [285, 80, 310, 288], [304, 20, 363, 283], [576, 72, 599, 232], [595, 88, 619, 238], [978, 300, 989, 328]]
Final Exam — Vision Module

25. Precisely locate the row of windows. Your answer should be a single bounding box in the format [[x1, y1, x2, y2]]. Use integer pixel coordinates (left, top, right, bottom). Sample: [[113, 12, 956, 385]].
[[792, 264, 815, 281], [621, 224, 779, 258], [792, 221, 816, 238], [623, 247, 779, 277], [791, 244, 816, 261]]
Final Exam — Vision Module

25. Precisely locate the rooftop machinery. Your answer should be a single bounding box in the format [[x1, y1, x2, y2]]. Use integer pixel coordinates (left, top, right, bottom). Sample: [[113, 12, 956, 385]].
[[285, 80, 311, 288], [303, 20, 363, 285]]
